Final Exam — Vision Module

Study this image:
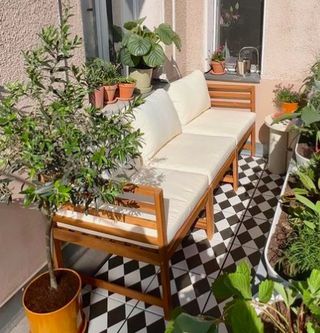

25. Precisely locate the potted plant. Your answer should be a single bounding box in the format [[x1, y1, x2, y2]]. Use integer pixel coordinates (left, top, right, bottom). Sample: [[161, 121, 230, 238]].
[[166, 261, 320, 333], [0, 8, 142, 333], [118, 76, 136, 101], [210, 48, 225, 75], [102, 62, 120, 104], [266, 154, 320, 281], [83, 58, 105, 109], [119, 17, 181, 93], [273, 84, 300, 115]]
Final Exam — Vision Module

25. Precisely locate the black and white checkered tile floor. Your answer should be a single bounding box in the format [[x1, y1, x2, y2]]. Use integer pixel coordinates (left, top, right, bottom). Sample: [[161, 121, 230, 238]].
[[82, 154, 284, 333]]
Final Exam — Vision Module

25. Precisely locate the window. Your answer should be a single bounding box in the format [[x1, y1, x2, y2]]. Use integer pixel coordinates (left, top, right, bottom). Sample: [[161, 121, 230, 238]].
[[210, 0, 264, 71], [80, 0, 137, 61]]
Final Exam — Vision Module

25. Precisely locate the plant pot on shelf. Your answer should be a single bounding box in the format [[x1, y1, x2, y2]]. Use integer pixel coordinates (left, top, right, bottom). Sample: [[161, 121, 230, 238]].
[[89, 87, 104, 108], [280, 102, 298, 114], [129, 68, 153, 94], [295, 137, 312, 167], [104, 84, 118, 104], [118, 82, 136, 101], [211, 61, 225, 75], [23, 268, 86, 333]]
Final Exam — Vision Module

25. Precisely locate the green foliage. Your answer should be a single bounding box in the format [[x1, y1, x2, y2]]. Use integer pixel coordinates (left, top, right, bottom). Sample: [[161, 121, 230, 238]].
[[119, 76, 136, 84], [167, 262, 320, 333], [211, 48, 225, 62], [273, 84, 300, 105], [119, 17, 181, 68], [83, 58, 120, 89]]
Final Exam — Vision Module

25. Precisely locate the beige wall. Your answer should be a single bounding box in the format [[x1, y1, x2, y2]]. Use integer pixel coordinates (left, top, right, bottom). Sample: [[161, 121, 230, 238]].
[[0, 0, 85, 305], [159, 0, 320, 145]]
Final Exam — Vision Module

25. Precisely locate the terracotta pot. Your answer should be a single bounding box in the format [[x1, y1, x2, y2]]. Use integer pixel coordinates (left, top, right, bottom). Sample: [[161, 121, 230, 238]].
[[104, 84, 118, 104], [211, 61, 225, 74], [118, 82, 136, 100], [89, 87, 104, 108], [280, 102, 298, 114], [23, 269, 86, 333]]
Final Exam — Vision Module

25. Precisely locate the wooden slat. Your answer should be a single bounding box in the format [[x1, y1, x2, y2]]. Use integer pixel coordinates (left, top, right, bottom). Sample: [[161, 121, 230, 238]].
[[81, 274, 163, 307], [211, 100, 252, 109], [209, 91, 251, 100], [207, 83, 253, 92], [53, 228, 161, 265], [63, 204, 157, 229], [115, 198, 156, 214], [53, 214, 159, 245]]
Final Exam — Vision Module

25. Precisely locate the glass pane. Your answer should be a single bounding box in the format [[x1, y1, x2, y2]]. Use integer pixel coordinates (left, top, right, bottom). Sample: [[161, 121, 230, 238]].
[[218, 0, 264, 64]]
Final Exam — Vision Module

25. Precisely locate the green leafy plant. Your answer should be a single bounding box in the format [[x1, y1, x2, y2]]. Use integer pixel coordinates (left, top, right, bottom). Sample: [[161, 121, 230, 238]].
[[0, 8, 143, 290], [119, 17, 181, 69], [277, 155, 320, 278], [273, 84, 300, 106], [83, 58, 105, 90], [211, 48, 225, 62], [166, 261, 320, 333], [119, 76, 136, 84]]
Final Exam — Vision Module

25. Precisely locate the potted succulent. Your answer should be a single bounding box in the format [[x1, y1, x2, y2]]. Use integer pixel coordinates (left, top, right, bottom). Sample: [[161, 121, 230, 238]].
[[102, 62, 120, 104], [0, 8, 142, 333], [118, 76, 136, 101], [119, 17, 181, 93], [83, 58, 105, 109], [166, 261, 320, 333], [210, 48, 225, 75], [273, 84, 300, 115]]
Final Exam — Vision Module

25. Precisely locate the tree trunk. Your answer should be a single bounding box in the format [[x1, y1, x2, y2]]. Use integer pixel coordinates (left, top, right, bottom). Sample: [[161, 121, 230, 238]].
[[45, 216, 58, 290]]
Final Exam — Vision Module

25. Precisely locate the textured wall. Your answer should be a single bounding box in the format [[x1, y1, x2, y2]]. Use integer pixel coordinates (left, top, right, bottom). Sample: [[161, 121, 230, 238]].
[[0, 0, 85, 87]]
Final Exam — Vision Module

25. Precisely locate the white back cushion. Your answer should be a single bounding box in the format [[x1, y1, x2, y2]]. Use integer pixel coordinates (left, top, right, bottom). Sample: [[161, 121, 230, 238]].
[[133, 89, 182, 162], [167, 70, 211, 125]]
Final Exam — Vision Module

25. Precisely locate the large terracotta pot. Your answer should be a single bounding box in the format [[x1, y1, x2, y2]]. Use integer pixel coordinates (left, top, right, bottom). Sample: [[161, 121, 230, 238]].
[[104, 84, 118, 104], [118, 82, 136, 100], [129, 68, 153, 93], [23, 269, 86, 333], [280, 102, 298, 114], [89, 87, 104, 108], [211, 61, 225, 74]]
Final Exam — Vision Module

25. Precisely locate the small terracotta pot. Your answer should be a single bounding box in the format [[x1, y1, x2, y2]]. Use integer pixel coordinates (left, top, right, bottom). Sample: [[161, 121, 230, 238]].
[[118, 83, 136, 100], [89, 87, 104, 108], [104, 84, 118, 104], [211, 61, 225, 74], [23, 269, 86, 333], [280, 102, 298, 114]]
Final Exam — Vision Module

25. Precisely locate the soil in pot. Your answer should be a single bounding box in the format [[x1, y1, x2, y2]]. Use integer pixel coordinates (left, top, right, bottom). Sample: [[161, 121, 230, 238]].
[[24, 270, 79, 313], [296, 142, 316, 160]]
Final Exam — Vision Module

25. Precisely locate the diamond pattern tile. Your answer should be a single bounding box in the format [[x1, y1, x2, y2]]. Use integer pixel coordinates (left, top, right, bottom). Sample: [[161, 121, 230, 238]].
[[73, 154, 281, 333]]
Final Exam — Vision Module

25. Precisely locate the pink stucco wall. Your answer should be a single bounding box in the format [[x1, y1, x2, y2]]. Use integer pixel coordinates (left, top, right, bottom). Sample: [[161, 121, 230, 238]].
[[0, 0, 85, 306]]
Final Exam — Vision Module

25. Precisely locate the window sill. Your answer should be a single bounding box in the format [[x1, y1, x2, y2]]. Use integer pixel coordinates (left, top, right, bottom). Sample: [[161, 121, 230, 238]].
[[204, 71, 261, 84]]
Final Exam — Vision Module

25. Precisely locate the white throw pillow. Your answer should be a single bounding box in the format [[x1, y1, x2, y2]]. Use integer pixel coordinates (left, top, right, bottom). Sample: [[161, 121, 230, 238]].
[[167, 70, 211, 125], [133, 89, 182, 162]]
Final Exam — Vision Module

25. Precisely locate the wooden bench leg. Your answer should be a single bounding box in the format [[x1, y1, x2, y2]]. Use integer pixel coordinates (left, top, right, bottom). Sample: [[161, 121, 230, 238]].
[[251, 126, 256, 157], [160, 256, 171, 320], [232, 153, 239, 192], [53, 238, 64, 268], [205, 190, 214, 239]]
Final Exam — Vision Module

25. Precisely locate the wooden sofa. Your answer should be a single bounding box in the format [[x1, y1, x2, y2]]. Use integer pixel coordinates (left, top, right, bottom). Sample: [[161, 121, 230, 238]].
[[52, 71, 256, 319]]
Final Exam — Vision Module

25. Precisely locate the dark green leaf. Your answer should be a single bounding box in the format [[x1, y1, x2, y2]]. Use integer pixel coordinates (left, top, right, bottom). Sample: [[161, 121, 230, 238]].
[[143, 43, 165, 67], [127, 34, 151, 56]]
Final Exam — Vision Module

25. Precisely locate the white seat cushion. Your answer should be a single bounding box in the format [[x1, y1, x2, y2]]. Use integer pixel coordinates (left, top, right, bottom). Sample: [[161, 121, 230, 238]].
[[183, 108, 256, 144], [167, 70, 211, 125], [55, 168, 208, 247], [148, 133, 235, 184], [132, 89, 182, 162]]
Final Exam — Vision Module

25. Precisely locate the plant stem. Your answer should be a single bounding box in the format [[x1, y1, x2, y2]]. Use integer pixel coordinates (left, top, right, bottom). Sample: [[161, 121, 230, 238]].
[[45, 215, 58, 290], [255, 301, 290, 329]]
